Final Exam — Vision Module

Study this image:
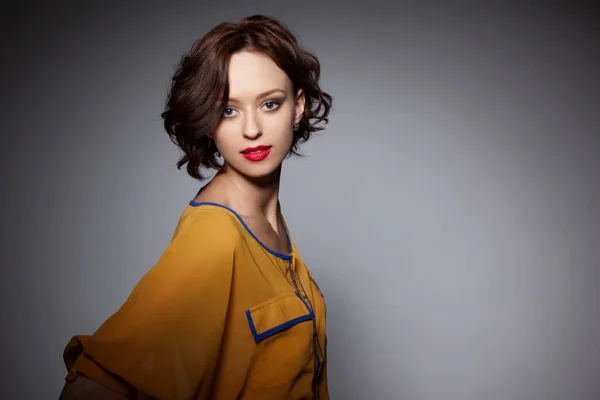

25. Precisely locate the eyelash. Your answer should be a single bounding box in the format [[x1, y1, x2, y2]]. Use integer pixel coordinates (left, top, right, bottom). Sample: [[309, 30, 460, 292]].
[[223, 100, 282, 118]]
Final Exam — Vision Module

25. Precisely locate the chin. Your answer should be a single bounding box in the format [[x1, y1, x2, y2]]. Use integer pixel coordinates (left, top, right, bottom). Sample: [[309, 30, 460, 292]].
[[243, 164, 282, 180], [228, 159, 284, 181]]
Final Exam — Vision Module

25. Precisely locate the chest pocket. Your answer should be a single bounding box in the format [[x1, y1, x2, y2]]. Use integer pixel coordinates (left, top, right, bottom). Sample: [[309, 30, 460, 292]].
[[245, 292, 314, 343]]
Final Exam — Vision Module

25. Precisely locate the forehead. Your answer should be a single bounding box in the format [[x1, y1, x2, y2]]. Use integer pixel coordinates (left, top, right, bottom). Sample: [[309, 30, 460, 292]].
[[226, 51, 290, 98]]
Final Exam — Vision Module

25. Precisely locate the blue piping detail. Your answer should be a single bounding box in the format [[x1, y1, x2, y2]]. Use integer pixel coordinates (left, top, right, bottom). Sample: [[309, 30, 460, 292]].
[[287, 259, 298, 288], [245, 292, 315, 344], [297, 274, 315, 316], [309, 274, 325, 298], [295, 274, 324, 370], [190, 200, 292, 261], [314, 327, 325, 359], [294, 289, 312, 311]]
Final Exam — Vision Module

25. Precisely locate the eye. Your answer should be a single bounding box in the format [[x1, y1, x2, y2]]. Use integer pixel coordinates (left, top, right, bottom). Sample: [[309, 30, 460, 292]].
[[263, 101, 281, 112], [223, 108, 237, 118]]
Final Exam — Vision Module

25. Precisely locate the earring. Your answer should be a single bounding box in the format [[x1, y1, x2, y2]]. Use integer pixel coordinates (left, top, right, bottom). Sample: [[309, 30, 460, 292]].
[[209, 137, 221, 157], [293, 122, 299, 131]]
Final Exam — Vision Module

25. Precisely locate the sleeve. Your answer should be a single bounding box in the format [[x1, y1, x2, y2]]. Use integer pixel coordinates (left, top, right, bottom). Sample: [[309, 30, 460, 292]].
[[63, 210, 238, 400]]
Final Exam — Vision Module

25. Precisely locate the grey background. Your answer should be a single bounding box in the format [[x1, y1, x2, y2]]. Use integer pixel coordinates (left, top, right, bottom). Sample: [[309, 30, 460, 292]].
[[1, 2, 599, 399]]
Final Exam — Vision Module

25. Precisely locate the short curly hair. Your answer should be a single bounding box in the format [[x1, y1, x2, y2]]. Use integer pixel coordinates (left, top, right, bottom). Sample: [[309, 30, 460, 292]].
[[161, 15, 333, 180]]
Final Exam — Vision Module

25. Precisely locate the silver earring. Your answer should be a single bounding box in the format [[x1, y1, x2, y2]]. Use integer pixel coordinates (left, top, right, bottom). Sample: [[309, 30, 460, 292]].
[[293, 122, 299, 131]]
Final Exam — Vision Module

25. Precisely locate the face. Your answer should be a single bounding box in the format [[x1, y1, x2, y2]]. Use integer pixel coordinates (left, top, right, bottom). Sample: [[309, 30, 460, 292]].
[[212, 50, 305, 181]]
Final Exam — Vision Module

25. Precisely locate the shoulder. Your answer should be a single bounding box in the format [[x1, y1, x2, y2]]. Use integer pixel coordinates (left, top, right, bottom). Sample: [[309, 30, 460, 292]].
[[169, 204, 244, 252], [125, 205, 241, 306]]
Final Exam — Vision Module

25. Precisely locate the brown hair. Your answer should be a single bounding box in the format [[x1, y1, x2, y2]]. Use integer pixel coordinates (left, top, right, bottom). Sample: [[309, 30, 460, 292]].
[[161, 15, 333, 180]]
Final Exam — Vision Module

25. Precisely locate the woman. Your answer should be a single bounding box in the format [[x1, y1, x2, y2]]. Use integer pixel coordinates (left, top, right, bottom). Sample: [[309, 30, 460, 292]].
[[59, 14, 332, 400]]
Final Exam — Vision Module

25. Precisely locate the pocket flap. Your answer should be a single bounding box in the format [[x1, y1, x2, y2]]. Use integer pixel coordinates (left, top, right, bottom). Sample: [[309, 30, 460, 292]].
[[246, 292, 314, 343]]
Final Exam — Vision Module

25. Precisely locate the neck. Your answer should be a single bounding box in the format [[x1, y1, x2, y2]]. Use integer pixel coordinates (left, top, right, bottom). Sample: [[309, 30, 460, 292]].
[[214, 164, 282, 221]]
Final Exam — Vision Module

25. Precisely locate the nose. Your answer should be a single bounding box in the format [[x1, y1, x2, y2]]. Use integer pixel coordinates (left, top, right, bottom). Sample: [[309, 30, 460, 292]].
[[242, 111, 262, 140]]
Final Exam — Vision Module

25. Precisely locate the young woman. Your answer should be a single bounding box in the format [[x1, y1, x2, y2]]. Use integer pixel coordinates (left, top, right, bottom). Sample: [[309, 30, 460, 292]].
[[59, 14, 332, 400]]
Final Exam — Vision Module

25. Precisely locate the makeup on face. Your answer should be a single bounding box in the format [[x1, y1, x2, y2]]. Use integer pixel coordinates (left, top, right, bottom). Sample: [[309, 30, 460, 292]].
[[240, 145, 272, 161]]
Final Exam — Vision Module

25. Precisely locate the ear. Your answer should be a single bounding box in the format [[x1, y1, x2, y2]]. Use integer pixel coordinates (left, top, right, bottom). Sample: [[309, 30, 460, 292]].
[[294, 88, 305, 124]]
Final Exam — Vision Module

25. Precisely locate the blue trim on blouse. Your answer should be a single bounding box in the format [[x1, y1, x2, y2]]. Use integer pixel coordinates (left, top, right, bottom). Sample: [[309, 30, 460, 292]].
[[295, 270, 323, 364], [245, 292, 315, 344], [189, 200, 292, 261], [309, 274, 325, 298]]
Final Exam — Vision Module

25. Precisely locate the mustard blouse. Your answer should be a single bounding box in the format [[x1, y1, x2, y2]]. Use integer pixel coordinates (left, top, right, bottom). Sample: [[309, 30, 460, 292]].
[[63, 201, 328, 399]]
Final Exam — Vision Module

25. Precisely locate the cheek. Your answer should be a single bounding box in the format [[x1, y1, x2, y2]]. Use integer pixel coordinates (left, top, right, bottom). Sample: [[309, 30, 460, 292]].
[[267, 113, 294, 138], [270, 122, 294, 147], [213, 125, 236, 149]]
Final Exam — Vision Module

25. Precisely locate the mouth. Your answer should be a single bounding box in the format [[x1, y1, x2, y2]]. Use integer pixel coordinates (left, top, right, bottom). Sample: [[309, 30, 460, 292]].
[[241, 145, 272, 154], [240, 145, 272, 162]]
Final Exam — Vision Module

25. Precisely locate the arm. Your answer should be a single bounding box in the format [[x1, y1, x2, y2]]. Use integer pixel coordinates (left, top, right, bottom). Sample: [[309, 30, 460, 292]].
[[61, 209, 239, 400], [58, 374, 128, 400], [58, 374, 158, 399]]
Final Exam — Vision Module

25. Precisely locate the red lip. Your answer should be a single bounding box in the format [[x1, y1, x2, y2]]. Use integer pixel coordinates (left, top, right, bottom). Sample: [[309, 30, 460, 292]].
[[241, 145, 271, 154], [241, 146, 272, 162]]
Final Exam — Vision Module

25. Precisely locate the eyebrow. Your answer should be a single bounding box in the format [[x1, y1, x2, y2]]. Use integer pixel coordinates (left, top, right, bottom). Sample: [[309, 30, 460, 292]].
[[227, 88, 286, 103]]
